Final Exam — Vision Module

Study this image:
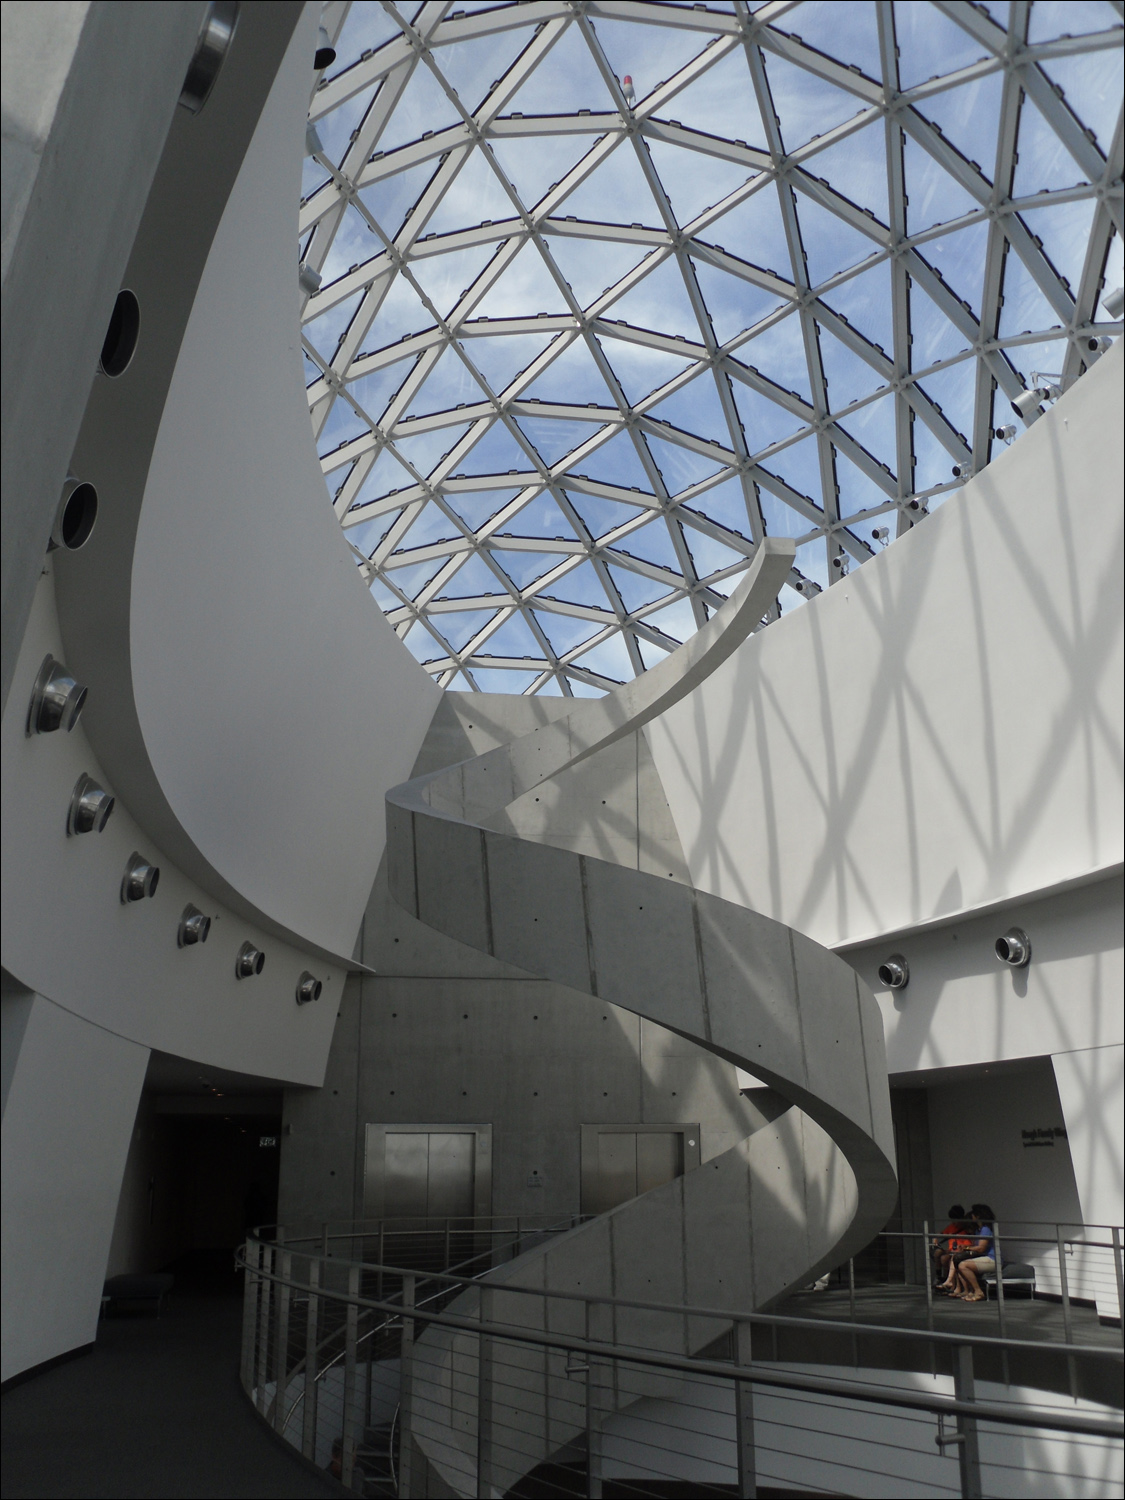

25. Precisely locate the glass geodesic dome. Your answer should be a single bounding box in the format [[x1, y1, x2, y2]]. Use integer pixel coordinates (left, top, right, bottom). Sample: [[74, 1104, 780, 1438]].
[[299, 0, 1123, 694]]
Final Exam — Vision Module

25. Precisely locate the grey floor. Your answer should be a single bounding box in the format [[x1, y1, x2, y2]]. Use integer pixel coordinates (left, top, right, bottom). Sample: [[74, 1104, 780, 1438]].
[[1, 1278, 340, 1500]]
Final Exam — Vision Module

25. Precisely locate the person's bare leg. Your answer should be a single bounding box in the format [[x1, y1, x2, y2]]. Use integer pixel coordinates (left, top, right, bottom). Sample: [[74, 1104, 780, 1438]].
[[959, 1263, 984, 1300]]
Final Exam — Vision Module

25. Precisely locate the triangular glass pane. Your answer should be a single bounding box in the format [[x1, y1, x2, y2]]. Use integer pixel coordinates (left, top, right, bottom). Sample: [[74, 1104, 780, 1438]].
[[504, 23, 618, 114], [402, 345, 479, 418], [540, 560, 607, 608], [482, 610, 543, 659], [835, 449, 892, 517], [911, 416, 958, 492], [376, 60, 463, 154], [570, 429, 655, 491], [393, 422, 471, 478], [644, 140, 755, 228], [383, 555, 446, 597], [431, 609, 497, 653], [608, 563, 672, 611], [359, 161, 436, 240], [347, 508, 402, 557], [434, 551, 507, 599], [494, 491, 579, 541], [796, 194, 881, 285], [1028, 1, 1120, 43], [591, 14, 718, 105], [909, 282, 971, 370], [640, 596, 697, 645], [515, 415, 604, 467], [894, 3, 992, 91], [704, 184, 793, 281], [598, 336, 695, 405], [1039, 48, 1122, 158], [913, 74, 1003, 178], [566, 490, 646, 539], [837, 392, 899, 469], [302, 153, 331, 201], [349, 359, 413, 422], [820, 259, 894, 355], [556, 141, 664, 229], [546, 236, 654, 313], [520, 335, 617, 405], [657, 47, 766, 147], [774, 1, 881, 80], [435, 25, 539, 114], [305, 291, 363, 362], [472, 667, 544, 692], [454, 420, 532, 476], [731, 379, 808, 451], [396, 500, 463, 550], [354, 446, 413, 502], [817, 324, 886, 409], [998, 248, 1066, 338], [316, 91, 373, 170], [1012, 94, 1090, 198], [682, 474, 754, 539], [409, 243, 499, 318], [914, 365, 973, 444], [490, 549, 564, 590], [648, 371, 732, 447], [570, 632, 634, 683], [328, 8, 401, 79], [762, 489, 820, 540], [918, 219, 990, 317], [761, 50, 867, 153], [369, 575, 400, 611], [462, 332, 556, 395], [903, 131, 981, 234], [360, 273, 433, 351], [792, 537, 830, 589], [444, 488, 520, 532], [739, 314, 813, 401], [609, 255, 705, 343], [802, 120, 889, 222], [683, 527, 746, 578], [532, 609, 600, 656], [402, 621, 449, 665], [763, 433, 823, 500], [491, 133, 603, 211], [690, 259, 787, 345], [422, 150, 518, 237], [613, 515, 682, 570], [318, 397, 369, 457], [472, 240, 571, 318], [1019, 198, 1098, 298], [646, 434, 726, 493]]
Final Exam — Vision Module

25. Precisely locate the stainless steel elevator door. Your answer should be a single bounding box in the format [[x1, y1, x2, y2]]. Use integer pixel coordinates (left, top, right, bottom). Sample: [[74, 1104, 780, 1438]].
[[382, 1131, 475, 1220], [581, 1127, 695, 1216]]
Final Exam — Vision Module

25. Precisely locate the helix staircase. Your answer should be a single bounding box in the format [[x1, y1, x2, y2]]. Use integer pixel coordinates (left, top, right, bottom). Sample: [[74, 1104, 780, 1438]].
[[383, 537, 899, 1497]]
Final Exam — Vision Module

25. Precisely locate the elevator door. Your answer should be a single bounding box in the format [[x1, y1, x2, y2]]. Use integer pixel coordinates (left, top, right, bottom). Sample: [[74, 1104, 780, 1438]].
[[580, 1126, 700, 1216], [383, 1131, 475, 1220]]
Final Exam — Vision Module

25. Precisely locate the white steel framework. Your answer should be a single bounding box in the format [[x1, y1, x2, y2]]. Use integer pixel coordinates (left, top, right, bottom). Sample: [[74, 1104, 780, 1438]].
[[300, 0, 1124, 694]]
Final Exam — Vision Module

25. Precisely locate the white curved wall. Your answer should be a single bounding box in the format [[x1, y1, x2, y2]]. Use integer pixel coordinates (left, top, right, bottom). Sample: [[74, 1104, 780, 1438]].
[[128, 7, 438, 958], [648, 342, 1123, 954]]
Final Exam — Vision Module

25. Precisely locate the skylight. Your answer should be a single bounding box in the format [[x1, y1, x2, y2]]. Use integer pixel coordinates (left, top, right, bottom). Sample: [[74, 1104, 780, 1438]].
[[300, 0, 1124, 695]]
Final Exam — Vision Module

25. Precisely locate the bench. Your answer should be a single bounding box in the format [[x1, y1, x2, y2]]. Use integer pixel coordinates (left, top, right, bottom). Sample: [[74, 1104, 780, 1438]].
[[983, 1262, 1036, 1300], [102, 1272, 174, 1316]]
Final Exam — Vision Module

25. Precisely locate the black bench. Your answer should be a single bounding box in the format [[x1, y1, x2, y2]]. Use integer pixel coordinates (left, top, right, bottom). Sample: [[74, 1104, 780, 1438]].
[[102, 1273, 174, 1316], [983, 1262, 1036, 1299]]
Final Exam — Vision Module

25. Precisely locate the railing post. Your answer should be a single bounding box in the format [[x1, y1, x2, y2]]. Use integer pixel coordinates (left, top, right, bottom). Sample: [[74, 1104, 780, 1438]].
[[273, 1236, 292, 1433], [256, 1242, 273, 1414], [1057, 1226, 1077, 1399], [952, 1345, 982, 1499], [1113, 1226, 1125, 1344], [992, 1223, 1008, 1385], [923, 1222, 936, 1376], [378, 1221, 384, 1304], [341, 1263, 360, 1490], [444, 1216, 451, 1270], [586, 1300, 610, 1499], [302, 1257, 320, 1461], [399, 1274, 416, 1500], [240, 1238, 260, 1393], [477, 1286, 495, 1498], [734, 1319, 757, 1499], [848, 1257, 857, 1366]]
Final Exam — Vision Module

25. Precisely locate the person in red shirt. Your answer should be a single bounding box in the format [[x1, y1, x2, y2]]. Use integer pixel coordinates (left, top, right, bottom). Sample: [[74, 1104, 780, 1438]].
[[931, 1203, 973, 1288]]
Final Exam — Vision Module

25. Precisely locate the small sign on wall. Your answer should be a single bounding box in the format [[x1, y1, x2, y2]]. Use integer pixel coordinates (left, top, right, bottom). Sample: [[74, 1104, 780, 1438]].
[[1022, 1126, 1067, 1148], [260, 1135, 278, 1148]]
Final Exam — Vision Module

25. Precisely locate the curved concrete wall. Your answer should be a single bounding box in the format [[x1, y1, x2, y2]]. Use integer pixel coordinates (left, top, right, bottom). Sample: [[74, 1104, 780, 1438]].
[[648, 343, 1123, 956]]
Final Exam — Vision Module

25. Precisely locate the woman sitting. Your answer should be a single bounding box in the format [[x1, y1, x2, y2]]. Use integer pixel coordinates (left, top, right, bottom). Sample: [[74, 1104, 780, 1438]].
[[951, 1204, 999, 1302]]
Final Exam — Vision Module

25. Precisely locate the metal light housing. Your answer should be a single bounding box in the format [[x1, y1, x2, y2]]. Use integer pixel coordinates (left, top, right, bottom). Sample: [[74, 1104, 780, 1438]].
[[236, 941, 266, 979], [121, 853, 160, 903], [877, 955, 909, 990], [178, 904, 212, 947], [49, 478, 98, 552], [27, 655, 87, 734], [995, 927, 1031, 968], [296, 971, 323, 1005], [68, 774, 114, 835]]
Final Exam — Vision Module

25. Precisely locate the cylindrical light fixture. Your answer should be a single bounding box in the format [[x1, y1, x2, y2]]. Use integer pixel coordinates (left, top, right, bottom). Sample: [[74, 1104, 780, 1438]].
[[235, 941, 265, 979], [178, 904, 211, 947], [877, 954, 909, 990], [296, 972, 323, 1005], [27, 656, 87, 734], [121, 853, 160, 903], [179, 0, 239, 114], [68, 774, 114, 835], [49, 478, 98, 552], [995, 927, 1031, 967]]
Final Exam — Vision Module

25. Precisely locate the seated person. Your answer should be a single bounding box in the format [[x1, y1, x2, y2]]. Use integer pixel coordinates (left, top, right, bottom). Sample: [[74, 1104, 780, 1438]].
[[951, 1204, 999, 1301], [931, 1204, 971, 1286]]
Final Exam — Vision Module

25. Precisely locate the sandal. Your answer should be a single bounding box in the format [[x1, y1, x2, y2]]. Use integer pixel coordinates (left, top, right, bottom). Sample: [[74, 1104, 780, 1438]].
[[962, 1292, 985, 1302]]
